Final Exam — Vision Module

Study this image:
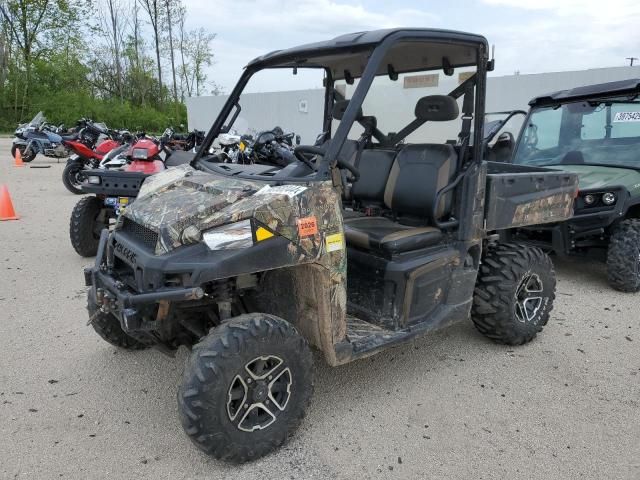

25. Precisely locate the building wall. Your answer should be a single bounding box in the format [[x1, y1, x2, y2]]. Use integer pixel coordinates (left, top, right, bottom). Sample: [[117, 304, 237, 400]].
[[187, 66, 640, 142]]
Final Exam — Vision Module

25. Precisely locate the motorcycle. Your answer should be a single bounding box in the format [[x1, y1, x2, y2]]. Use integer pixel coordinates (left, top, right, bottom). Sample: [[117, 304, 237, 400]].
[[11, 112, 75, 162], [61, 120, 129, 194], [165, 128, 205, 152], [68, 134, 174, 257], [235, 127, 300, 166]]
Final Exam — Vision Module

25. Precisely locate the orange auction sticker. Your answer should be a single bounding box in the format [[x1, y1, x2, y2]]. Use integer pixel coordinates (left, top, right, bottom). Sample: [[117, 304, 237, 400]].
[[297, 216, 318, 237]]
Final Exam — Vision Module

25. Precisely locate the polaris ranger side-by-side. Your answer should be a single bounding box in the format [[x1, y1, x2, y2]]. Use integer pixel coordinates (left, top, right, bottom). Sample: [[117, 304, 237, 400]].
[[83, 29, 578, 462], [505, 80, 640, 291]]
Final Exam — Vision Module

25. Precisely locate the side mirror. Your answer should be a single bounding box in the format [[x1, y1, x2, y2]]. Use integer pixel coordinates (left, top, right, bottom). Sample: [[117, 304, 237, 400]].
[[496, 132, 512, 144], [296, 135, 301, 145]]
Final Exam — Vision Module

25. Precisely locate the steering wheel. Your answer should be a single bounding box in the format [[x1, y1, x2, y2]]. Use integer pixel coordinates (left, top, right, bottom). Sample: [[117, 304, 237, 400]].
[[294, 145, 360, 180]]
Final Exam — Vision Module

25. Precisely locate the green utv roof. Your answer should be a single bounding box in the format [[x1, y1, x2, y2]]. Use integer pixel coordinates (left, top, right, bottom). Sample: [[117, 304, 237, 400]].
[[530, 78, 640, 107], [246, 28, 488, 81]]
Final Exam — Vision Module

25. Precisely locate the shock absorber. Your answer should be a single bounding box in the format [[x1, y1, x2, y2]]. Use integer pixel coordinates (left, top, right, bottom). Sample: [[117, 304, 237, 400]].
[[209, 280, 234, 321]]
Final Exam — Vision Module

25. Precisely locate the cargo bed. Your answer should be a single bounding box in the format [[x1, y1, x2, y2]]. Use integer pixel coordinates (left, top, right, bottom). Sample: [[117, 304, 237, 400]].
[[484, 161, 579, 231]]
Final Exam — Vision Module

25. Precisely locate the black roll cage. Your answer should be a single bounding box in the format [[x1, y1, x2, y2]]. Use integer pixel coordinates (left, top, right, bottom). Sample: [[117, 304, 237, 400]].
[[194, 30, 489, 182]]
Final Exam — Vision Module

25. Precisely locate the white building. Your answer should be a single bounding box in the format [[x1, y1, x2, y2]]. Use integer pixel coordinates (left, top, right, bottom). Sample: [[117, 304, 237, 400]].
[[187, 66, 640, 144]]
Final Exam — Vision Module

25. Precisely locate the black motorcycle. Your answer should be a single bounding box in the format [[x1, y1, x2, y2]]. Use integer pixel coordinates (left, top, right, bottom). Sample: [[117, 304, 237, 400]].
[[235, 127, 300, 166]]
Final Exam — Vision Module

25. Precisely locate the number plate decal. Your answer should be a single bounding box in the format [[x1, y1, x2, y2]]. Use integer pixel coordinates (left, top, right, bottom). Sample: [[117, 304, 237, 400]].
[[297, 216, 318, 237]]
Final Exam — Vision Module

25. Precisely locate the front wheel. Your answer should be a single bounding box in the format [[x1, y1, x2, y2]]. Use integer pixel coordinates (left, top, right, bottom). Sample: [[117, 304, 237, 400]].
[[88, 304, 149, 350], [606, 219, 640, 292], [471, 243, 556, 345], [11, 144, 35, 162], [62, 161, 86, 194], [178, 314, 314, 463], [70, 196, 110, 257]]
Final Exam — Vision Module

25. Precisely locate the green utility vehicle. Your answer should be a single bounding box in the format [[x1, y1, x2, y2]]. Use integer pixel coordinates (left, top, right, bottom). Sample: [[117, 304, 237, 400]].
[[83, 29, 578, 462], [506, 79, 640, 291]]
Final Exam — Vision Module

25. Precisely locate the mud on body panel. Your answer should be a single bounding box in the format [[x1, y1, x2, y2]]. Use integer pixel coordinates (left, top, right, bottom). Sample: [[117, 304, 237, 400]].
[[511, 192, 575, 227], [123, 165, 349, 361]]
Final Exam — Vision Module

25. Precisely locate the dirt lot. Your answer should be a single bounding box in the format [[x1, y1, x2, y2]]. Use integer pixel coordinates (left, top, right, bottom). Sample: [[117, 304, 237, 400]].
[[0, 137, 638, 479]]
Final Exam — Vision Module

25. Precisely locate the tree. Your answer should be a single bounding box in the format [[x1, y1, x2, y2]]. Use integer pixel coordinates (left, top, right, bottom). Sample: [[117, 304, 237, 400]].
[[138, 0, 162, 106], [0, 0, 216, 131], [98, 0, 126, 102], [0, 0, 83, 118], [177, 22, 218, 98]]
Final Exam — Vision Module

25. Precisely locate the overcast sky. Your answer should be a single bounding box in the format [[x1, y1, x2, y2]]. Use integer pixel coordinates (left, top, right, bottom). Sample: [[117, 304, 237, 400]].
[[185, 0, 640, 94]]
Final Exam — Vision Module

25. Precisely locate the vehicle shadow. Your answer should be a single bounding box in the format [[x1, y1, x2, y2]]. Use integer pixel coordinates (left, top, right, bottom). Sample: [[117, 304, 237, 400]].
[[83, 316, 501, 428], [551, 255, 609, 290]]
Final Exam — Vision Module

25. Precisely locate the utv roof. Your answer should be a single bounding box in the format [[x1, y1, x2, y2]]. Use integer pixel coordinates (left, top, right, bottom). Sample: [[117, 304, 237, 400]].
[[247, 28, 488, 81], [529, 78, 640, 107]]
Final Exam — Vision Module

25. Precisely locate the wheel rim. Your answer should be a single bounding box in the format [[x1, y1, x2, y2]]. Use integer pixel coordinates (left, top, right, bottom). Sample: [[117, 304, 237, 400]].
[[72, 169, 86, 186], [515, 273, 544, 323], [227, 355, 292, 433]]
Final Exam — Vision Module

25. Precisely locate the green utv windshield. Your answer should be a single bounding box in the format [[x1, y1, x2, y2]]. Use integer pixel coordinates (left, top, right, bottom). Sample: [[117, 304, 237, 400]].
[[513, 98, 640, 170]]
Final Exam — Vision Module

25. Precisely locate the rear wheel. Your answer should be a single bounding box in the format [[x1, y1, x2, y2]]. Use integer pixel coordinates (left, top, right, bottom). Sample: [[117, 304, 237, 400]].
[[606, 219, 640, 292], [178, 313, 313, 463], [62, 161, 86, 194], [472, 243, 555, 345], [70, 196, 109, 257]]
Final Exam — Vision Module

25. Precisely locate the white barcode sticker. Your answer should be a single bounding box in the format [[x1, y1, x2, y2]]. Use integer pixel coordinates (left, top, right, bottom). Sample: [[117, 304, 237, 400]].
[[254, 185, 307, 198], [613, 111, 640, 122]]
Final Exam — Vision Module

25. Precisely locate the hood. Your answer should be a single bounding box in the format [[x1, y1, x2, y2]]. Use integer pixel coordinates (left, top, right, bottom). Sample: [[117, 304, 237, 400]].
[[123, 165, 317, 254], [546, 164, 640, 191]]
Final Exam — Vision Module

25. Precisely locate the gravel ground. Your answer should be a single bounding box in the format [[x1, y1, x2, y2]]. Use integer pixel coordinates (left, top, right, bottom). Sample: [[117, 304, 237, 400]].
[[1, 137, 639, 479]]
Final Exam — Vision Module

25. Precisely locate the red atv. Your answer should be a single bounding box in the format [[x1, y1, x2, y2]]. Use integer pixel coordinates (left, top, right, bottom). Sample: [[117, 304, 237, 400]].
[[62, 120, 128, 194], [69, 136, 170, 257]]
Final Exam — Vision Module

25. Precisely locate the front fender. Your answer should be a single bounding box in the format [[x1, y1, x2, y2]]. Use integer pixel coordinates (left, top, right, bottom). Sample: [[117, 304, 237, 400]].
[[66, 154, 83, 165]]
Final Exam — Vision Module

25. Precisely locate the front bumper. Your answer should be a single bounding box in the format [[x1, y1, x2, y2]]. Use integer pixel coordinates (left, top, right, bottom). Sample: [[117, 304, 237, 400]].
[[85, 226, 291, 332], [85, 230, 205, 332]]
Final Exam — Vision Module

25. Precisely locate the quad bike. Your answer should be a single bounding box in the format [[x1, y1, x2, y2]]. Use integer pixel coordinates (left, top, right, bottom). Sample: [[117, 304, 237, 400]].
[[500, 79, 640, 291], [83, 29, 579, 463], [69, 136, 174, 257], [62, 120, 130, 194]]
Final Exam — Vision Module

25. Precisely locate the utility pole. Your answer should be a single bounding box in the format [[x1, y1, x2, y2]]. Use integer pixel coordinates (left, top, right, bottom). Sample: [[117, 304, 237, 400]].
[[626, 57, 639, 66]]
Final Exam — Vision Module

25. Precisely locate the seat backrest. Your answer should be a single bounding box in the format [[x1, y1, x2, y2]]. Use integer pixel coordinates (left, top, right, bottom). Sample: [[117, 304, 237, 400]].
[[383, 144, 457, 221], [350, 149, 396, 206]]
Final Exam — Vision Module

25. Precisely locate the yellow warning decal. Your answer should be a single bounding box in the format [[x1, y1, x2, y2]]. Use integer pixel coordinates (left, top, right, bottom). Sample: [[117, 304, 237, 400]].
[[255, 226, 274, 242], [325, 232, 344, 252]]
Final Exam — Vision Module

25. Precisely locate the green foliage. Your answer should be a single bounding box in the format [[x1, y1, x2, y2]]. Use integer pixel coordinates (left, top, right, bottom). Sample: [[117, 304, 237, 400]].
[[0, 0, 210, 132]]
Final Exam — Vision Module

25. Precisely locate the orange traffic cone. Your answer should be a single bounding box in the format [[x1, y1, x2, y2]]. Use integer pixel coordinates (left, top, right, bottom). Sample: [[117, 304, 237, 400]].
[[0, 185, 19, 220], [13, 148, 25, 167]]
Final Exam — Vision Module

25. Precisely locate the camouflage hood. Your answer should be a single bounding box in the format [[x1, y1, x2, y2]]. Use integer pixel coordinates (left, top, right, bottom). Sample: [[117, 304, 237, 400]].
[[123, 165, 341, 255]]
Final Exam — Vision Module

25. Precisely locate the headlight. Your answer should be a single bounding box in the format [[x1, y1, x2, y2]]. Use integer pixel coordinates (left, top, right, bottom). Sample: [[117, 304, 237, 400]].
[[132, 148, 148, 159], [602, 192, 616, 205], [583, 194, 596, 205], [202, 220, 253, 250], [87, 175, 101, 185]]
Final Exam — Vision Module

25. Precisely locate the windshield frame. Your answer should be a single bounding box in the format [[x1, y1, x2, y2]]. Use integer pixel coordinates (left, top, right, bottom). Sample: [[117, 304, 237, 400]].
[[195, 31, 488, 182], [512, 95, 640, 170]]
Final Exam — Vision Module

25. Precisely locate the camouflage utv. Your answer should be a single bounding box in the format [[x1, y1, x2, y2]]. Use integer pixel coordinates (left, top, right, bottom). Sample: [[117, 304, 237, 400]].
[[84, 28, 578, 462]]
